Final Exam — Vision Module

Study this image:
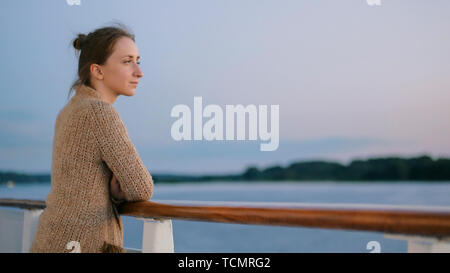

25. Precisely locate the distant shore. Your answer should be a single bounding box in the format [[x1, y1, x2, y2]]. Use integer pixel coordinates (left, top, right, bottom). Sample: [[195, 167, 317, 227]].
[[1, 155, 450, 184]]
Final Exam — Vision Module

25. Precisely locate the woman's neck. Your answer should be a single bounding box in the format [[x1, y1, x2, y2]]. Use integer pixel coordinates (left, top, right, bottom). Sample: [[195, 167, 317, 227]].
[[90, 82, 118, 104]]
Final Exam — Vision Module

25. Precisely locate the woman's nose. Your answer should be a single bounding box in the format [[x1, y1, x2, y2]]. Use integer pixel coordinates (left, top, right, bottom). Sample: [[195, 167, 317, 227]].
[[134, 64, 143, 78]]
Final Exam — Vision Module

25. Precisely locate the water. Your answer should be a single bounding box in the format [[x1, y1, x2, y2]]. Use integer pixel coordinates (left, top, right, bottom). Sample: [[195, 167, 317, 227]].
[[1, 181, 449, 252]]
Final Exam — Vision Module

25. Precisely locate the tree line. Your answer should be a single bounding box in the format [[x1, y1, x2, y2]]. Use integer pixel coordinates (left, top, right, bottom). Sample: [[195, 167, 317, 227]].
[[240, 155, 450, 181], [1, 155, 449, 184]]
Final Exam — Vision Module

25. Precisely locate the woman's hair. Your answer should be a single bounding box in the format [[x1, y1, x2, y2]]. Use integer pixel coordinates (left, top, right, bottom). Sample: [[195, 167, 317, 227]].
[[68, 23, 135, 99]]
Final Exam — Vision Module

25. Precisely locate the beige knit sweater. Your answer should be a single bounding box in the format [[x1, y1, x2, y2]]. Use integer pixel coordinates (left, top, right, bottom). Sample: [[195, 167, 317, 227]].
[[30, 84, 154, 253]]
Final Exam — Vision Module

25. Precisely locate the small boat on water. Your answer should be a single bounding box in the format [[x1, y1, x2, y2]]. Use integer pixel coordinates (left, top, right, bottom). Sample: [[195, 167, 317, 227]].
[[6, 181, 15, 188]]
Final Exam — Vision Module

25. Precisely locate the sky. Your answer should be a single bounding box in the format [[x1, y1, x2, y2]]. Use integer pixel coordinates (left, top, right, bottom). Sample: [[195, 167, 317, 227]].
[[1, 0, 449, 175]]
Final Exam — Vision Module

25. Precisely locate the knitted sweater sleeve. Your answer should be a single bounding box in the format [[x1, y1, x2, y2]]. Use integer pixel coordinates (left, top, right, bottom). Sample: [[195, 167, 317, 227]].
[[88, 100, 153, 202]]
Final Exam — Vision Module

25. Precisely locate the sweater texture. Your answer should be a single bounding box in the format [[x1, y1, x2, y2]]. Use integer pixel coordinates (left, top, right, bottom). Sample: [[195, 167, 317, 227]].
[[30, 84, 154, 253]]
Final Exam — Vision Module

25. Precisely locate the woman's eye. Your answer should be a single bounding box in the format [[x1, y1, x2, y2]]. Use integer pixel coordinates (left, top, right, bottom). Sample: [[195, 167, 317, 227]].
[[124, 60, 141, 65]]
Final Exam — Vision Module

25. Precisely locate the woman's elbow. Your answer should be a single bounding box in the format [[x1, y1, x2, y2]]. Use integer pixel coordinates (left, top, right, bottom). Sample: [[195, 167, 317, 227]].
[[144, 178, 154, 200], [122, 179, 153, 202], [136, 178, 154, 201]]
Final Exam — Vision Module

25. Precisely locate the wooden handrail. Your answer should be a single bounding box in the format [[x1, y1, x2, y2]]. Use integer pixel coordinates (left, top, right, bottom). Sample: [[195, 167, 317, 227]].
[[1, 198, 450, 237], [0, 198, 46, 210]]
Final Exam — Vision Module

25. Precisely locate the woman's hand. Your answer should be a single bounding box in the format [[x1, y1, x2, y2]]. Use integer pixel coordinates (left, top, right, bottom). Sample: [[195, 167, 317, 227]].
[[110, 174, 126, 201]]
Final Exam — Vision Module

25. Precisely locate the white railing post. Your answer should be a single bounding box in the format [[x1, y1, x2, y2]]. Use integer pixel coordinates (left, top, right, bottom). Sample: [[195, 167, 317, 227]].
[[0, 208, 42, 253], [384, 234, 450, 253], [22, 209, 43, 253], [138, 217, 174, 253]]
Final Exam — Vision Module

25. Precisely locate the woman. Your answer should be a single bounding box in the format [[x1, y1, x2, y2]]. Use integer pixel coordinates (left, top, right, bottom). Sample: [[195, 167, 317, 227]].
[[30, 25, 154, 253]]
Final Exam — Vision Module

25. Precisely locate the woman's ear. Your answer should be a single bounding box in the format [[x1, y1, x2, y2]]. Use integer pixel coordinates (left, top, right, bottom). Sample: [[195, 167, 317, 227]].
[[90, 63, 104, 80]]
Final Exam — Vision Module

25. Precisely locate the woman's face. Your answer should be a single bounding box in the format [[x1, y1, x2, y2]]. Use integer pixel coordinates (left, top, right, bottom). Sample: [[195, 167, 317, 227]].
[[100, 37, 143, 96]]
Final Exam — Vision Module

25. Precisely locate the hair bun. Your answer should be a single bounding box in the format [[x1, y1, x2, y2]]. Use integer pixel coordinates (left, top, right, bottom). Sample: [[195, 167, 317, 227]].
[[73, 34, 87, 50]]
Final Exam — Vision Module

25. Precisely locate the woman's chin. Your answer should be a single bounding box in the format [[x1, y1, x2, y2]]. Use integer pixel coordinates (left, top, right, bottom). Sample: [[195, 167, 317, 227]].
[[122, 89, 136, 96]]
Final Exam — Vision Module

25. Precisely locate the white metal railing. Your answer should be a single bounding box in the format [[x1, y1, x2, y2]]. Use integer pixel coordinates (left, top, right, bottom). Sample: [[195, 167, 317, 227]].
[[0, 206, 174, 253]]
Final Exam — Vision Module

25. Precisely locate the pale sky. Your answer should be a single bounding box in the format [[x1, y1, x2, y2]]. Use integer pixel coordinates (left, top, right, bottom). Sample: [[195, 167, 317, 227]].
[[1, 0, 449, 174]]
